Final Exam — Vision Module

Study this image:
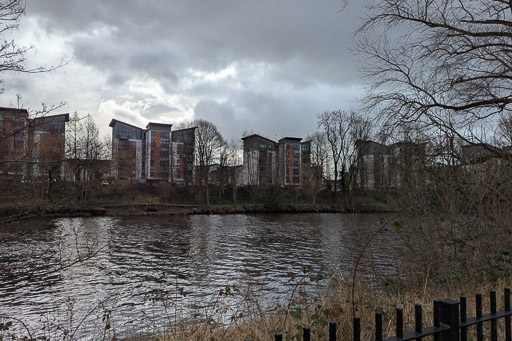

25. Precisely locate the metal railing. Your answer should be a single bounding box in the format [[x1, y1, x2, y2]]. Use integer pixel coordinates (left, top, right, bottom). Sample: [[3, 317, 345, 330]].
[[245, 288, 512, 341]]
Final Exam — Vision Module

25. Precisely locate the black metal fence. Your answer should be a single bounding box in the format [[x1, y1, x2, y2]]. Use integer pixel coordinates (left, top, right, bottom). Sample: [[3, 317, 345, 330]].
[[245, 288, 512, 341]]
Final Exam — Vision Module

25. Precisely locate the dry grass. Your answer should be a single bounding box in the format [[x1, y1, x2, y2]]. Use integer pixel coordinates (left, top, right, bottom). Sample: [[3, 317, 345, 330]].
[[127, 272, 512, 341]]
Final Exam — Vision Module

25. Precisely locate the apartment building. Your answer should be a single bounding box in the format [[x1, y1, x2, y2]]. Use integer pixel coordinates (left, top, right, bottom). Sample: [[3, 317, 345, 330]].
[[0, 107, 69, 179], [241, 134, 311, 186], [109, 119, 195, 184], [356, 139, 427, 190]]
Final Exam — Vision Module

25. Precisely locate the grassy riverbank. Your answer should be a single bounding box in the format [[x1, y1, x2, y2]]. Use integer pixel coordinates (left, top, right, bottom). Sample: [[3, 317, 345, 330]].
[[123, 274, 512, 341], [0, 195, 392, 223]]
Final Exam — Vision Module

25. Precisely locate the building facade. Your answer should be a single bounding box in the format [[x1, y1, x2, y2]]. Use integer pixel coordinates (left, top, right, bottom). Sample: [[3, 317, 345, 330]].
[[356, 139, 427, 190], [241, 134, 311, 186], [109, 119, 195, 184], [0, 107, 69, 179]]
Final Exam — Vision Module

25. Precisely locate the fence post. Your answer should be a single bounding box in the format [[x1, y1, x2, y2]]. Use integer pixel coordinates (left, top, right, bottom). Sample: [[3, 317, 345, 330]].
[[439, 299, 459, 341]]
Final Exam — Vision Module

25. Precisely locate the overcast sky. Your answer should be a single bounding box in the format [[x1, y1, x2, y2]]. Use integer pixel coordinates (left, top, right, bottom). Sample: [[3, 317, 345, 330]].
[[1, 0, 367, 141]]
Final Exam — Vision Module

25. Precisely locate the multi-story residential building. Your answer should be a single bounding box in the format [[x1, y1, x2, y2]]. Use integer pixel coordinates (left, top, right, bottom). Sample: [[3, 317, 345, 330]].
[[355, 139, 390, 190], [242, 134, 278, 186], [355, 139, 427, 190], [0, 107, 69, 179], [171, 127, 196, 185], [241, 134, 312, 186], [109, 119, 195, 184], [278, 137, 303, 186]]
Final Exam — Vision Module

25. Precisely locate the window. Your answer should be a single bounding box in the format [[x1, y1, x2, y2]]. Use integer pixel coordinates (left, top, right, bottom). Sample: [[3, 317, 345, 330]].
[[160, 141, 169, 148], [150, 170, 154, 176], [151, 140, 155, 147], [132, 130, 137, 139], [51, 123, 63, 133], [176, 154, 180, 159], [293, 169, 299, 175], [177, 161, 181, 167], [160, 160, 169, 168], [293, 152, 300, 158], [150, 160, 154, 166], [132, 141, 137, 148], [161, 132, 170, 139], [293, 160, 300, 167], [120, 127, 129, 138], [160, 151, 169, 157], [293, 177, 300, 184], [293, 144, 300, 151], [151, 131, 155, 138]]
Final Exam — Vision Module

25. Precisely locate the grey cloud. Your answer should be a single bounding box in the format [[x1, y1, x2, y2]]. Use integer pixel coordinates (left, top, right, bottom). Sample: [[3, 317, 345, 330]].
[[144, 103, 179, 118], [28, 0, 361, 87], [6, 0, 367, 140]]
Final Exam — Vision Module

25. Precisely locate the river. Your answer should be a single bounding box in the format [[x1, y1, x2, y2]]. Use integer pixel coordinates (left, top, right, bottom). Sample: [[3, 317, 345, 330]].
[[0, 213, 401, 339]]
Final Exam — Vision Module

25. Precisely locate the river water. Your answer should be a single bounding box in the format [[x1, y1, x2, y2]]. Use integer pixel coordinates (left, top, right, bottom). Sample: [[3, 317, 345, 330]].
[[0, 213, 401, 339]]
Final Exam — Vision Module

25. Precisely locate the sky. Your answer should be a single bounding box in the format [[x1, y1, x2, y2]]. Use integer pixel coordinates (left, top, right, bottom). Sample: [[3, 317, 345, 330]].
[[0, 0, 367, 142]]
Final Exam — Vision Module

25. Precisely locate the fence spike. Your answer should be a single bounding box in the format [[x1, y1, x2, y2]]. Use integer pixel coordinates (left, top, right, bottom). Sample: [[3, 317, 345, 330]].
[[303, 326, 311, 341], [376, 312, 383, 341], [274, 332, 283, 341], [434, 300, 440, 341], [461, 296, 467, 341], [396, 308, 403, 339], [491, 291, 497, 341], [505, 288, 511, 341], [329, 321, 337, 341], [476, 293, 483, 341], [354, 317, 361, 341]]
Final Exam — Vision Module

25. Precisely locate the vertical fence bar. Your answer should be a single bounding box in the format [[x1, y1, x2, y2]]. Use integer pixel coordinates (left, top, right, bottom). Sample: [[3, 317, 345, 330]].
[[376, 312, 383, 341], [303, 327, 310, 341], [329, 321, 337, 341], [460, 296, 467, 341], [490, 291, 497, 341], [354, 317, 361, 341], [415, 304, 422, 341], [439, 299, 459, 341], [275, 333, 282, 341], [506, 288, 511, 341], [476, 293, 483, 341], [434, 300, 440, 341], [396, 308, 403, 340]]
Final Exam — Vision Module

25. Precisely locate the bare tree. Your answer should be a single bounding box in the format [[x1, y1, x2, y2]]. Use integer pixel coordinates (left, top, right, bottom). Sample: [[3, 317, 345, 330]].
[[193, 119, 225, 206], [303, 132, 328, 204], [65, 112, 110, 202], [357, 0, 512, 142], [221, 139, 243, 204], [318, 110, 372, 202], [0, 1, 65, 91]]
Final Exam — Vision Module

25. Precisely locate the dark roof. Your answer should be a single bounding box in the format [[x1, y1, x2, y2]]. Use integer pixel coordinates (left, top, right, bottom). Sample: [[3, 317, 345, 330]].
[[278, 137, 302, 143], [146, 122, 173, 130], [172, 126, 197, 132], [109, 119, 143, 130], [241, 134, 276, 144], [0, 107, 28, 117], [32, 113, 70, 123]]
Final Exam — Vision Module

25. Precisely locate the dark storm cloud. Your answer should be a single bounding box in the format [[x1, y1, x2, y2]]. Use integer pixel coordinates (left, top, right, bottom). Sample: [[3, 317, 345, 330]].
[[6, 0, 366, 138], [29, 0, 359, 85]]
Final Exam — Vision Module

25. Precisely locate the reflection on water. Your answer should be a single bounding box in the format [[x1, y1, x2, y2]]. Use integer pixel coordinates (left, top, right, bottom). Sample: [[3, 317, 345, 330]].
[[0, 213, 401, 339]]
